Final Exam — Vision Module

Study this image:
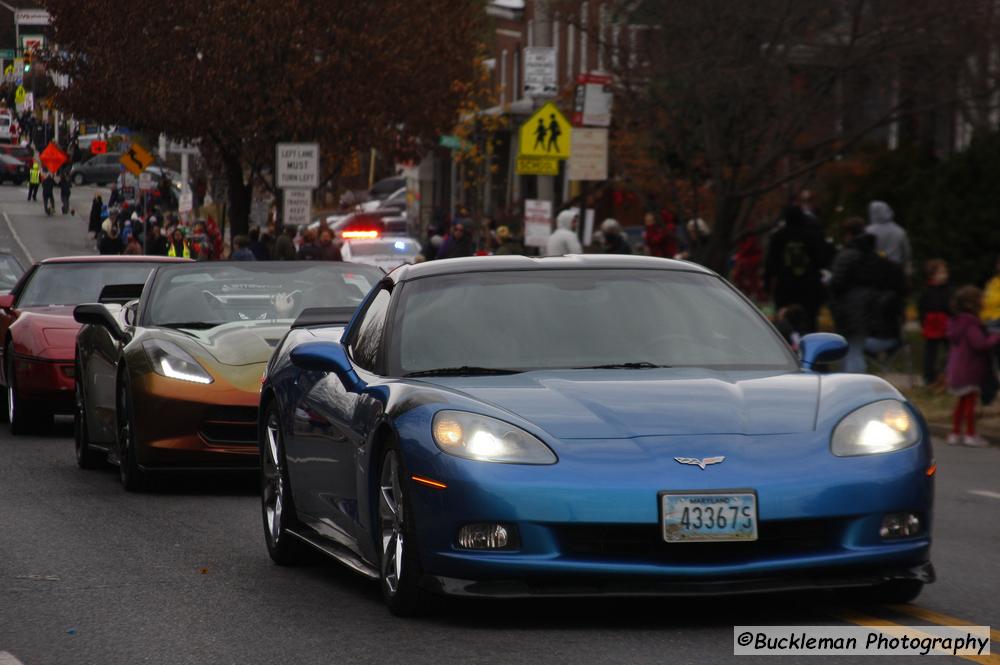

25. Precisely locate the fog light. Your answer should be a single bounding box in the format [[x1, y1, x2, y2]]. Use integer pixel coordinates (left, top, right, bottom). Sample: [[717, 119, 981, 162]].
[[457, 523, 514, 550], [880, 513, 921, 539]]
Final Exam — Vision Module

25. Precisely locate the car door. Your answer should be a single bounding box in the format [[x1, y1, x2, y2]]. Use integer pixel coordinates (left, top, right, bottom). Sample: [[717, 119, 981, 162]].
[[100, 155, 121, 182], [81, 305, 129, 443], [288, 286, 392, 553]]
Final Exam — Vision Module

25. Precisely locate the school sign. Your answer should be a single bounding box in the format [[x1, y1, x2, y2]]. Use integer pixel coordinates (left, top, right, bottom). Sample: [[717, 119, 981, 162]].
[[516, 102, 572, 175]]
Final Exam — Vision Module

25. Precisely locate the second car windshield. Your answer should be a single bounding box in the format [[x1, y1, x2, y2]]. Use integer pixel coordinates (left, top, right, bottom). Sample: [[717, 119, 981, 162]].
[[17, 263, 162, 307], [390, 269, 797, 375], [147, 263, 381, 327]]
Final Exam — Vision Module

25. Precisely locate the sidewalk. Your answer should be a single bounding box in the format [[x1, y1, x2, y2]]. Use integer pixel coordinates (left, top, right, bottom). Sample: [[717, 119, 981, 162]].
[[884, 373, 1000, 443]]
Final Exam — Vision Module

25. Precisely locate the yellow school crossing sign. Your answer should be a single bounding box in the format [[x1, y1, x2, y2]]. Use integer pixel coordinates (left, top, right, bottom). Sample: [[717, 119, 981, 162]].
[[519, 102, 571, 158], [14, 85, 26, 105], [517, 102, 572, 175]]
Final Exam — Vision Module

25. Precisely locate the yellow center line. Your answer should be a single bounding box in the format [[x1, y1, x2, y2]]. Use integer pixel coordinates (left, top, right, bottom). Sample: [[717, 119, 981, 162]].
[[888, 604, 1000, 644], [837, 612, 999, 664]]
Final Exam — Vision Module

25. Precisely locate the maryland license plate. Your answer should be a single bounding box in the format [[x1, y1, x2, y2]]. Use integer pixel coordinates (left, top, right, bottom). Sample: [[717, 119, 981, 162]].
[[660, 491, 758, 543]]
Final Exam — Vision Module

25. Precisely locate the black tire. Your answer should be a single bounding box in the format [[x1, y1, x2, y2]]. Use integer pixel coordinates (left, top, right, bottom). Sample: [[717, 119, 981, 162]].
[[74, 362, 103, 469], [6, 344, 50, 435], [378, 444, 428, 617], [116, 370, 147, 491], [260, 403, 305, 565], [72, 173, 85, 186]]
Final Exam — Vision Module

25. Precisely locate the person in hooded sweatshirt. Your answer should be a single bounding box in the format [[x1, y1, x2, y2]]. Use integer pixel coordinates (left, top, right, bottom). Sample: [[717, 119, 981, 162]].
[[865, 200, 912, 276], [545, 209, 582, 256]]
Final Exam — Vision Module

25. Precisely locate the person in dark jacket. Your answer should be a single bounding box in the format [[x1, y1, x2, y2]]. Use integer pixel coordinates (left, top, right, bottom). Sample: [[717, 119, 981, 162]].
[[600, 218, 632, 254], [438, 221, 475, 259], [297, 229, 322, 260], [98, 222, 123, 255], [59, 173, 72, 214], [317, 229, 342, 261], [41, 172, 56, 215], [918, 259, 952, 387], [828, 217, 905, 373], [231, 235, 256, 261], [146, 223, 169, 256], [274, 225, 298, 260], [88, 194, 103, 238], [764, 205, 828, 332], [493, 225, 524, 256], [248, 226, 270, 261]]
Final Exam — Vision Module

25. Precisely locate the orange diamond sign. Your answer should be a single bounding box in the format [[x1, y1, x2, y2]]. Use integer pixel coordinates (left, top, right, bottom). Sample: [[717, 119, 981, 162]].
[[40, 143, 68, 174]]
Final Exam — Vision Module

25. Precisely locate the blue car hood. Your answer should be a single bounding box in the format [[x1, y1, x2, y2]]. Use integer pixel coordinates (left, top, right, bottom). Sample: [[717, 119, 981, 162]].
[[423, 369, 819, 439]]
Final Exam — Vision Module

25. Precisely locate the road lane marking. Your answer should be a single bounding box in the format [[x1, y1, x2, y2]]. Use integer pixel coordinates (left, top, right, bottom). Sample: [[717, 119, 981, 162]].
[[2, 211, 34, 264], [890, 605, 1000, 643], [0, 652, 26, 665], [838, 612, 999, 663], [969, 490, 1000, 501]]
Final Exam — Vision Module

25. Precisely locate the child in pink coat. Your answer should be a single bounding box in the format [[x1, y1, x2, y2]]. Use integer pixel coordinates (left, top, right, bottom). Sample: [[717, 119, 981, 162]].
[[946, 286, 1000, 446]]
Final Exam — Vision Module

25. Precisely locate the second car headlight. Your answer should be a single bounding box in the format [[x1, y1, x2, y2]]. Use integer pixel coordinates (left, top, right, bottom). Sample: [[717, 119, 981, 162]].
[[831, 399, 918, 456], [432, 411, 556, 464], [143, 339, 213, 384]]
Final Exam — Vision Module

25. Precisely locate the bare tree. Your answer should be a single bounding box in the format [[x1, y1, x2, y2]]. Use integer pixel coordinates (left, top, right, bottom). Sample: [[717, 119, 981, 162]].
[[556, 0, 997, 270], [44, 0, 483, 237]]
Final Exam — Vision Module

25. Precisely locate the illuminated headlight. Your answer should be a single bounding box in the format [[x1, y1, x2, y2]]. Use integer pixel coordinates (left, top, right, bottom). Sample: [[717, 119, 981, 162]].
[[831, 399, 918, 456], [143, 339, 213, 384], [432, 411, 556, 464]]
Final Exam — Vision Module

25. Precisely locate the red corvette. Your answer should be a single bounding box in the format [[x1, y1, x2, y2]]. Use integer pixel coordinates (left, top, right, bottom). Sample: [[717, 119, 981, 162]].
[[0, 256, 189, 434]]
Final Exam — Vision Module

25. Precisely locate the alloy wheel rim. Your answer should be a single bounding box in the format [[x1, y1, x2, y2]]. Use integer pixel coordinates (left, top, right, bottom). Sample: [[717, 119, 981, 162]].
[[262, 414, 284, 543], [379, 451, 403, 595]]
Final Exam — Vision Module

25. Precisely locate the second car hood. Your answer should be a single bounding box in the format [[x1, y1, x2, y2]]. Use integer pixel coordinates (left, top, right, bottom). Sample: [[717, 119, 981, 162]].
[[164, 321, 290, 366], [422, 369, 820, 438]]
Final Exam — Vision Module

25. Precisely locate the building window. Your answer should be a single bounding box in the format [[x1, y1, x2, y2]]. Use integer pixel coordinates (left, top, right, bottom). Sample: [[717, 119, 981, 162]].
[[598, 3, 607, 71], [514, 48, 521, 101], [567, 23, 575, 81], [580, 1, 589, 74], [500, 48, 508, 106]]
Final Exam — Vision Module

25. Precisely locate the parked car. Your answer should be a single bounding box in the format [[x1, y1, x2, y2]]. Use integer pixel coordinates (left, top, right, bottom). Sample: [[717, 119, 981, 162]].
[[0, 144, 34, 168], [70, 153, 123, 185], [259, 255, 933, 616], [0, 112, 14, 143], [0, 154, 28, 185]]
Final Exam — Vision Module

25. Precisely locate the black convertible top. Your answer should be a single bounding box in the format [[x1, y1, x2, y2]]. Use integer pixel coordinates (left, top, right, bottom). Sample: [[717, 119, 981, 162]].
[[291, 306, 358, 329]]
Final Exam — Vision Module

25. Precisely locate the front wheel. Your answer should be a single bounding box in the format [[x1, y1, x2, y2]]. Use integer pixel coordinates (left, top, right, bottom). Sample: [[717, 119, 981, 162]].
[[73, 173, 85, 186], [379, 446, 428, 616], [260, 404, 304, 565], [116, 372, 146, 491], [7, 345, 50, 434]]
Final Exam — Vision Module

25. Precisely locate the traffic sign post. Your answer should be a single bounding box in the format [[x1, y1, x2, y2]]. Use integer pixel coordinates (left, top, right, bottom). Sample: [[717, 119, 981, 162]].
[[523, 47, 557, 98], [523, 199, 553, 248], [121, 142, 154, 177], [567, 128, 608, 181], [275, 143, 319, 189], [518, 102, 572, 160], [282, 189, 312, 230]]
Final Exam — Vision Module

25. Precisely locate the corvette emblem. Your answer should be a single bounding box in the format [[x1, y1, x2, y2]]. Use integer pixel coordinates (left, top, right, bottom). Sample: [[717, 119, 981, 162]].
[[674, 456, 726, 470]]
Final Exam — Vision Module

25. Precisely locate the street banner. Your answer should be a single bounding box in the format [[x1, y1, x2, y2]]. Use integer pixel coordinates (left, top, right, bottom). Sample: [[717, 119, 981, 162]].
[[276, 143, 319, 189], [567, 128, 608, 181], [524, 47, 557, 97], [524, 199, 552, 248], [282, 188, 312, 229]]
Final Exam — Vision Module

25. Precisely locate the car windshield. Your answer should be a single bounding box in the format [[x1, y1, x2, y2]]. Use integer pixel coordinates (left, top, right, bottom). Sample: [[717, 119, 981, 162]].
[[17, 263, 163, 307], [0, 255, 23, 292], [146, 263, 381, 327], [390, 269, 797, 374]]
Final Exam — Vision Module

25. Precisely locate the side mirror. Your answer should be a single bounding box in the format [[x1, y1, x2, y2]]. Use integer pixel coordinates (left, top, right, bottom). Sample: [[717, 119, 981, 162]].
[[73, 303, 125, 341], [290, 341, 367, 392], [0, 294, 13, 310], [123, 300, 139, 327], [799, 332, 848, 370]]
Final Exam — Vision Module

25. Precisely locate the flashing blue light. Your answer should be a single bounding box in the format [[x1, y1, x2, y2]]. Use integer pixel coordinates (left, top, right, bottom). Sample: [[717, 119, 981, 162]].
[[394, 241, 407, 251]]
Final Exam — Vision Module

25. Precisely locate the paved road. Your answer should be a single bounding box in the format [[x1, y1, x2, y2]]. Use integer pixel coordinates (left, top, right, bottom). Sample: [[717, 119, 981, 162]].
[[0, 178, 104, 266], [0, 186, 997, 664]]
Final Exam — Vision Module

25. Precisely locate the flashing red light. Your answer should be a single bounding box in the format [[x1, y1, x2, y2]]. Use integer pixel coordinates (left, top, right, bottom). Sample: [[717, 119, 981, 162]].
[[342, 230, 380, 239]]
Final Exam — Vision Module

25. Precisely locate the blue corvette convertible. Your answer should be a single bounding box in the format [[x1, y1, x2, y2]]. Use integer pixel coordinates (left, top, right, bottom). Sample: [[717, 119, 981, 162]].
[[258, 255, 933, 615]]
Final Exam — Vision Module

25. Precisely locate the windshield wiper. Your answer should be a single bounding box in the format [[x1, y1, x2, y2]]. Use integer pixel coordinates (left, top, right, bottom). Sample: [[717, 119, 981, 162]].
[[403, 366, 523, 377], [158, 322, 222, 330], [576, 362, 671, 369]]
